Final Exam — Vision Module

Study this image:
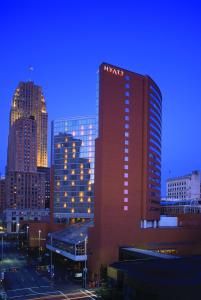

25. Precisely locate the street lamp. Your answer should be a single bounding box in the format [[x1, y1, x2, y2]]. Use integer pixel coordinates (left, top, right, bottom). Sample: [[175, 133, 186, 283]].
[[50, 234, 53, 279], [38, 230, 41, 259], [1, 234, 3, 262], [83, 236, 87, 289], [26, 226, 29, 255], [26, 226, 29, 240], [17, 223, 20, 234]]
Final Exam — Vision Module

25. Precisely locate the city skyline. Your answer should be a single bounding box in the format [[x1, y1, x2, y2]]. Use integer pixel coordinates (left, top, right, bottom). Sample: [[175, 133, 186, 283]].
[[1, 1, 201, 197]]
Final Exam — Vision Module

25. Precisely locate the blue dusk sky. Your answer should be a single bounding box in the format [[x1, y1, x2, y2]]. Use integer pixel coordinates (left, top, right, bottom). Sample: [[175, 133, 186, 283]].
[[0, 0, 201, 195]]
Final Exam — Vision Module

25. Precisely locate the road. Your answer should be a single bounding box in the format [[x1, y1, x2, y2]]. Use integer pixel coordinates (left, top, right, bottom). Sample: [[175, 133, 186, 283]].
[[26, 289, 98, 299], [0, 241, 98, 300]]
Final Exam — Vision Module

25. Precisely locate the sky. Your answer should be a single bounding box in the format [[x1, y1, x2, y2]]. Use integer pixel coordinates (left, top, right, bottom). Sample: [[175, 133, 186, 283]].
[[0, 0, 201, 195]]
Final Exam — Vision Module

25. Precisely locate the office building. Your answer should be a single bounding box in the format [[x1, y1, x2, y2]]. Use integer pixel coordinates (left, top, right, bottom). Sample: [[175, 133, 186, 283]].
[[8, 81, 48, 169], [166, 170, 201, 200], [51, 117, 97, 224], [37, 167, 50, 208], [5, 82, 48, 231], [0, 177, 6, 214]]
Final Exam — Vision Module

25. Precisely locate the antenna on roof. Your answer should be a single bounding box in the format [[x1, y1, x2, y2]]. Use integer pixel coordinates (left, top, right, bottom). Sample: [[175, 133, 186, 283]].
[[28, 65, 34, 81]]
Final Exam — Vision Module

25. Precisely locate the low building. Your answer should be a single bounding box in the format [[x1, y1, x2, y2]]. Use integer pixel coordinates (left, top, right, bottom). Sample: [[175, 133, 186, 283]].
[[107, 256, 201, 300], [166, 170, 201, 200], [3, 208, 50, 233]]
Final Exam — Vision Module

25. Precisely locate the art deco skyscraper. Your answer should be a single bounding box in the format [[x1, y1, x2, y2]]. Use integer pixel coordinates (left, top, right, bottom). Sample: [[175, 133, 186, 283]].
[[6, 81, 48, 211], [8, 81, 48, 170]]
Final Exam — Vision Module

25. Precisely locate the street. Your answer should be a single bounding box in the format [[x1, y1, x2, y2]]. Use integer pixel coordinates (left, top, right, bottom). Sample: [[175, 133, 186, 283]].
[[0, 241, 98, 300]]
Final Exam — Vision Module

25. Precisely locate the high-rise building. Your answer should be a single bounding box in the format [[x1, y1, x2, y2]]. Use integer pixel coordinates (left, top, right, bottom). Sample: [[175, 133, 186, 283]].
[[51, 117, 97, 224], [0, 177, 6, 214], [5, 82, 48, 231], [8, 81, 48, 170], [166, 170, 201, 200], [89, 63, 162, 272], [37, 167, 50, 208]]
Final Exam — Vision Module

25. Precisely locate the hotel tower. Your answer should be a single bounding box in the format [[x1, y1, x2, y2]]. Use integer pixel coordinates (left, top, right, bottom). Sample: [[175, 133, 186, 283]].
[[89, 63, 162, 273]]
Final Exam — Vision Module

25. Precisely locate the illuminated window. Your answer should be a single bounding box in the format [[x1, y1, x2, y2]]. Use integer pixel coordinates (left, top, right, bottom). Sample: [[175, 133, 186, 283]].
[[124, 156, 128, 162], [125, 115, 129, 121], [80, 170, 84, 174], [124, 197, 128, 202], [71, 170, 75, 175], [56, 181, 60, 186], [124, 165, 128, 170], [64, 165, 67, 170], [89, 124, 92, 129], [81, 141, 84, 146], [63, 203, 67, 208], [125, 91, 129, 96], [125, 132, 129, 137], [72, 153, 76, 158], [80, 198, 83, 202], [124, 181, 128, 186], [81, 131, 84, 135], [57, 144, 61, 149], [71, 181, 75, 186], [65, 138, 68, 142], [71, 208, 75, 213], [124, 189, 128, 194], [79, 192, 84, 197], [72, 148, 76, 153], [64, 176, 67, 181], [87, 208, 91, 214], [64, 160, 67, 164], [87, 197, 91, 202], [125, 99, 129, 105], [125, 124, 129, 129], [80, 164, 83, 169], [88, 169, 91, 174], [125, 140, 129, 145], [64, 192, 68, 197], [124, 206, 128, 211], [124, 148, 128, 153], [125, 83, 130, 88], [80, 175, 83, 180], [72, 131, 76, 136], [88, 186, 91, 191], [65, 149, 68, 153], [88, 180, 92, 185], [71, 197, 75, 202], [124, 173, 128, 178], [72, 142, 76, 147], [64, 154, 68, 158]]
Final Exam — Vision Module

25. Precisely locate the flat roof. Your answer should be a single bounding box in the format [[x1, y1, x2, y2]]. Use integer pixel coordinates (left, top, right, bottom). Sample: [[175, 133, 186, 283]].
[[110, 256, 201, 287], [48, 220, 93, 245], [122, 247, 180, 259]]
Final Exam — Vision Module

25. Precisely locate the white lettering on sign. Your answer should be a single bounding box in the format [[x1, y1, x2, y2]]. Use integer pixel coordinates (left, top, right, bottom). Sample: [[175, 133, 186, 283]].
[[103, 65, 124, 77]]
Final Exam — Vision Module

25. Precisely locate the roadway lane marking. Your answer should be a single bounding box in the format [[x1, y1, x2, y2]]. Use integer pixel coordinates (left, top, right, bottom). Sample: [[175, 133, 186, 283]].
[[9, 290, 62, 299], [59, 290, 69, 299], [7, 287, 39, 292], [80, 289, 97, 299]]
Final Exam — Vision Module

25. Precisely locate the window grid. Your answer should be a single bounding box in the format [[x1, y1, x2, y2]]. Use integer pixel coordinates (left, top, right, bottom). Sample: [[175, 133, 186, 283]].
[[123, 79, 130, 211]]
